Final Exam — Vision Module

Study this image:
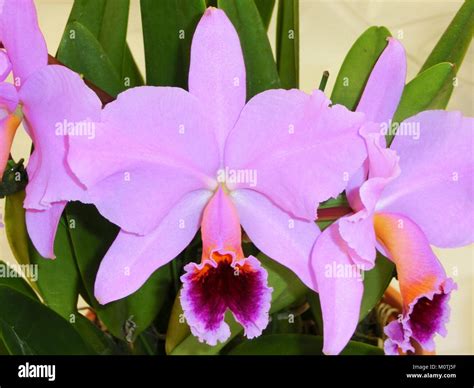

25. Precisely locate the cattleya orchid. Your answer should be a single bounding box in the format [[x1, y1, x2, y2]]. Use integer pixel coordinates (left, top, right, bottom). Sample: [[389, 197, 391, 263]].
[[313, 37, 473, 355], [66, 8, 367, 344], [0, 0, 101, 257]]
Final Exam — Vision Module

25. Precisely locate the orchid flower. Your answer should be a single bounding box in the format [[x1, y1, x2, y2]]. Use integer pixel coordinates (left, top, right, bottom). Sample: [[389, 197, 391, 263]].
[[312, 38, 473, 355], [0, 0, 101, 256], [67, 8, 367, 344]]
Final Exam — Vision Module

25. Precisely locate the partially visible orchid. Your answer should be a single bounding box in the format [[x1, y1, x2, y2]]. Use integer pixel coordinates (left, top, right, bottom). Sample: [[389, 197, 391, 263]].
[[67, 8, 367, 344], [0, 0, 102, 257], [312, 38, 473, 355]]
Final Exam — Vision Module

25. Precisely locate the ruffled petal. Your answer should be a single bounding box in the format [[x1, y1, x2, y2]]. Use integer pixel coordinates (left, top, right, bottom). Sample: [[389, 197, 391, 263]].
[[225, 89, 366, 221], [356, 38, 406, 125], [68, 86, 219, 235], [181, 254, 271, 345], [377, 111, 474, 247], [311, 222, 364, 355], [0, 0, 48, 82], [374, 212, 456, 354], [231, 188, 319, 291], [339, 125, 400, 267], [188, 7, 246, 155], [25, 202, 66, 259], [94, 189, 212, 304], [19, 65, 101, 210]]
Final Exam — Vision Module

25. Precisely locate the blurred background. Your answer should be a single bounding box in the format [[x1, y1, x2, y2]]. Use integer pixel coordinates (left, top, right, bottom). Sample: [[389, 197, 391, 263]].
[[0, 0, 472, 354]]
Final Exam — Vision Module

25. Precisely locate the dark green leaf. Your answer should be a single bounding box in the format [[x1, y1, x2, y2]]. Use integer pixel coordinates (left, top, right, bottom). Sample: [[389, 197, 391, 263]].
[[66, 202, 173, 342], [97, 0, 130, 74], [227, 334, 383, 355], [359, 253, 394, 322], [219, 0, 280, 98], [28, 212, 81, 320], [140, 0, 206, 87], [389, 62, 455, 145], [57, 21, 123, 96], [254, 0, 276, 30], [331, 26, 391, 110], [60, 0, 143, 90], [276, 0, 299, 88], [166, 252, 307, 355], [0, 286, 92, 355], [65, 0, 107, 36], [0, 159, 28, 197], [72, 314, 120, 355]]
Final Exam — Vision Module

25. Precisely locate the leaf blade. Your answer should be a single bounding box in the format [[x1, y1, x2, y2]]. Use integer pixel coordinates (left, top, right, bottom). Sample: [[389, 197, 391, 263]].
[[331, 26, 391, 110]]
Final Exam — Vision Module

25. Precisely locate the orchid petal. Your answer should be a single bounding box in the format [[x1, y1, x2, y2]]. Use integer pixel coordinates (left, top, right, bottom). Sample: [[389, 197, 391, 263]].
[[377, 111, 474, 247], [188, 7, 246, 155], [68, 86, 220, 235], [311, 222, 364, 355], [356, 38, 406, 124], [19, 65, 100, 210], [0, 50, 11, 81], [374, 212, 456, 354], [225, 89, 366, 221], [94, 189, 212, 304], [181, 187, 271, 344], [0, 81, 19, 112], [0, 113, 20, 176], [340, 125, 400, 267], [231, 188, 319, 291], [201, 187, 243, 258], [181, 254, 271, 345], [25, 202, 66, 259], [0, 0, 48, 82]]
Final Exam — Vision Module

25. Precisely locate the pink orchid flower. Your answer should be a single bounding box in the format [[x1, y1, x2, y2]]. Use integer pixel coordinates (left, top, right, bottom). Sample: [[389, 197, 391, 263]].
[[0, 0, 102, 255], [67, 8, 367, 344], [312, 38, 473, 355]]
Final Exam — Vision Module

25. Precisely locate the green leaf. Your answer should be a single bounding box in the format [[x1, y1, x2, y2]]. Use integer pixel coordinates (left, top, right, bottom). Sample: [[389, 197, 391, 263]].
[[227, 334, 383, 355], [60, 0, 143, 91], [418, 1, 474, 108], [4, 190, 30, 267], [359, 253, 394, 322], [276, 0, 299, 89], [219, 0, 280, 99], [57, 21, 123, 96], [166, 253, 307, 355], [0, 260, 38, 301], [388, 62, 455, 145], [140, 0, 206, 88], [72, 314, 120, 355], [0, 286, 92, 355], [66, 202, 173, 342], [331, 26, 391, 110], [64, 0, 108, 36], [420, 0, 474, 73], [97, 0, 130, 74], [254, 0, 276, 30], [28, 214, 81, 320]]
